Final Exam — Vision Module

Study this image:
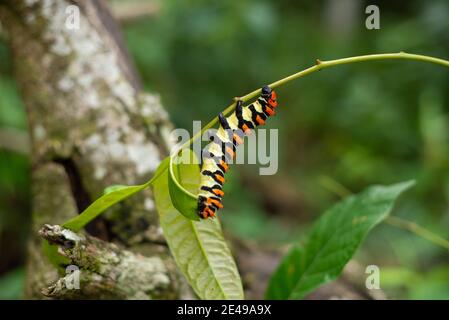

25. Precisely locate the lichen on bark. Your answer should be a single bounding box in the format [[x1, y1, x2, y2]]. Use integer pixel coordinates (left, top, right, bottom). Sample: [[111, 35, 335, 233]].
[[0, 0, 184, 299], [40, 224, 180, 299]]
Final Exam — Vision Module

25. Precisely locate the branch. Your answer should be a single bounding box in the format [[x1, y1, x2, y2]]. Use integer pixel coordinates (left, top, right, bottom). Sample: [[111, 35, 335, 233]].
[[39, 224, 187, 299]]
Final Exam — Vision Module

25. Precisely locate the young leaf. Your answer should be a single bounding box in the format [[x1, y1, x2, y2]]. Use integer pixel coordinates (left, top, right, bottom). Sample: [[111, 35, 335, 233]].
[[266, 180, 415, 300], [42, 240, 70, 268], [43, 158, 170, 267], [62, 184, 148, 231], [61, 157, 169, 232], [153, 149, 243, 299], [168, 152, 200, 221]]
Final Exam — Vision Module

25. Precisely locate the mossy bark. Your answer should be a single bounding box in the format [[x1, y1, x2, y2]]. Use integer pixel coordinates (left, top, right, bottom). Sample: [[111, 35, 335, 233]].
[[40, 224, 181, 299]]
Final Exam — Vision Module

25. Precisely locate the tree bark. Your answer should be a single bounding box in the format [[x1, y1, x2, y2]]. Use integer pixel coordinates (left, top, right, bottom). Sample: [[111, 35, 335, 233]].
[[0, 0, 188, 299], [39, 224, 182, 299]]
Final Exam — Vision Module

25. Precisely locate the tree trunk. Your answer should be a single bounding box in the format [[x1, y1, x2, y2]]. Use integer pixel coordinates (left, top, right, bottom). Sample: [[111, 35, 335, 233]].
[[0, 0, 191, 299]]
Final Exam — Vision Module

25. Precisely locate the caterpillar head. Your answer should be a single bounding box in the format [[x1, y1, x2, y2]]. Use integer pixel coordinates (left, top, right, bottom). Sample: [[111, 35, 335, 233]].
[[261, 85, 272, 97], [262, 85, 277, 108]]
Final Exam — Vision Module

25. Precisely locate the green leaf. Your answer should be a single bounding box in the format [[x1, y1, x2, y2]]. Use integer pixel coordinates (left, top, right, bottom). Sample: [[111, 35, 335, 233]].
[[265, 245, 304, 299], [43, 157, 170, 267], [63, 184, 148, 231], [153, 149, 243, 299], [42, 240, 70, 268], [266, 180, 415, 300], [62, 157, 170, 232], [168, 152, 200, 221]]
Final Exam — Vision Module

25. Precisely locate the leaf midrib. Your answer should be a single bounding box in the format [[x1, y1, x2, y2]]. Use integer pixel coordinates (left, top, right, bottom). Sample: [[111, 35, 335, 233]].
[[190, 220, 230, 299]]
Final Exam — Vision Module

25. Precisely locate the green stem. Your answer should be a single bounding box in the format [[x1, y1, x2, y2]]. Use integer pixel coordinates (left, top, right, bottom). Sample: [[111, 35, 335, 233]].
[[318, 175, 352, 198], [180, 51, 449, 150], [386, 216, 449, 251], [319, 175, 449, 251]]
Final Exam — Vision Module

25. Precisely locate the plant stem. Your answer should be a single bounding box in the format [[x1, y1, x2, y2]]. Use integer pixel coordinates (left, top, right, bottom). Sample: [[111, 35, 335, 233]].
[[318, 175, 352, 198], [180, 51, 449, 150], [386, 216, 449, 251], [319, 175, 449, 251]]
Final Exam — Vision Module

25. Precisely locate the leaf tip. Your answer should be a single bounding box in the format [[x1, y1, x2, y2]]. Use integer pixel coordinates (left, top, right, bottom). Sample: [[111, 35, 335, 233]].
[[389, 179, 416, 195]]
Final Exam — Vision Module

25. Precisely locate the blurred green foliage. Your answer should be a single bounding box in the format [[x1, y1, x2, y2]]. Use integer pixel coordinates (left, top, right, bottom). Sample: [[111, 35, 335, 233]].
[[0, 268, 24, 300], [381, 265, 449, 299], [0, 36, 30, 300], [0, 0, 448, 299]]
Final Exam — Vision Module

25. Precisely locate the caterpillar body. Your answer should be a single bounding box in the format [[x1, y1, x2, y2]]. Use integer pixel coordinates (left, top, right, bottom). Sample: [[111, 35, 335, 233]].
[[198, 85, 278, 219]]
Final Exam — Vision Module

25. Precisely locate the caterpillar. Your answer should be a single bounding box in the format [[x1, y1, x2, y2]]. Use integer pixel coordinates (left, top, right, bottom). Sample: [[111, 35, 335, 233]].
[[198, 85, 278, 219]]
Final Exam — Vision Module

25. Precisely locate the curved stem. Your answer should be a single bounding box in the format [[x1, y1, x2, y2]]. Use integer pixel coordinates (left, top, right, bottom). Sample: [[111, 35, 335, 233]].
[[180, 51, 449, 150], [319, 175, 449, 251], [386, 216, 449, 251]]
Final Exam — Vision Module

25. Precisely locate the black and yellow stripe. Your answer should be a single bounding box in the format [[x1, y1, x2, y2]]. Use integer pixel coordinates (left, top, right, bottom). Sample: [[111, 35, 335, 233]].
[[198, 85, 278, 219]]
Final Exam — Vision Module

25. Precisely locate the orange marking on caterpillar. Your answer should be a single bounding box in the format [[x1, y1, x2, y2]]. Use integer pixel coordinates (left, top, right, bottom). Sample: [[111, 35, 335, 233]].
[[204, 206, 214, 218], [256, 115, 265, 125], [233, 134, 244, 145], [241, 124, 251, 135], [265, 106, 275, 116], [213, 189, 224, 197], [215, 174, 225, 184], [207, 198, 224, 209], [225, 146, 235, 158], [219, 160, 229, 172]]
